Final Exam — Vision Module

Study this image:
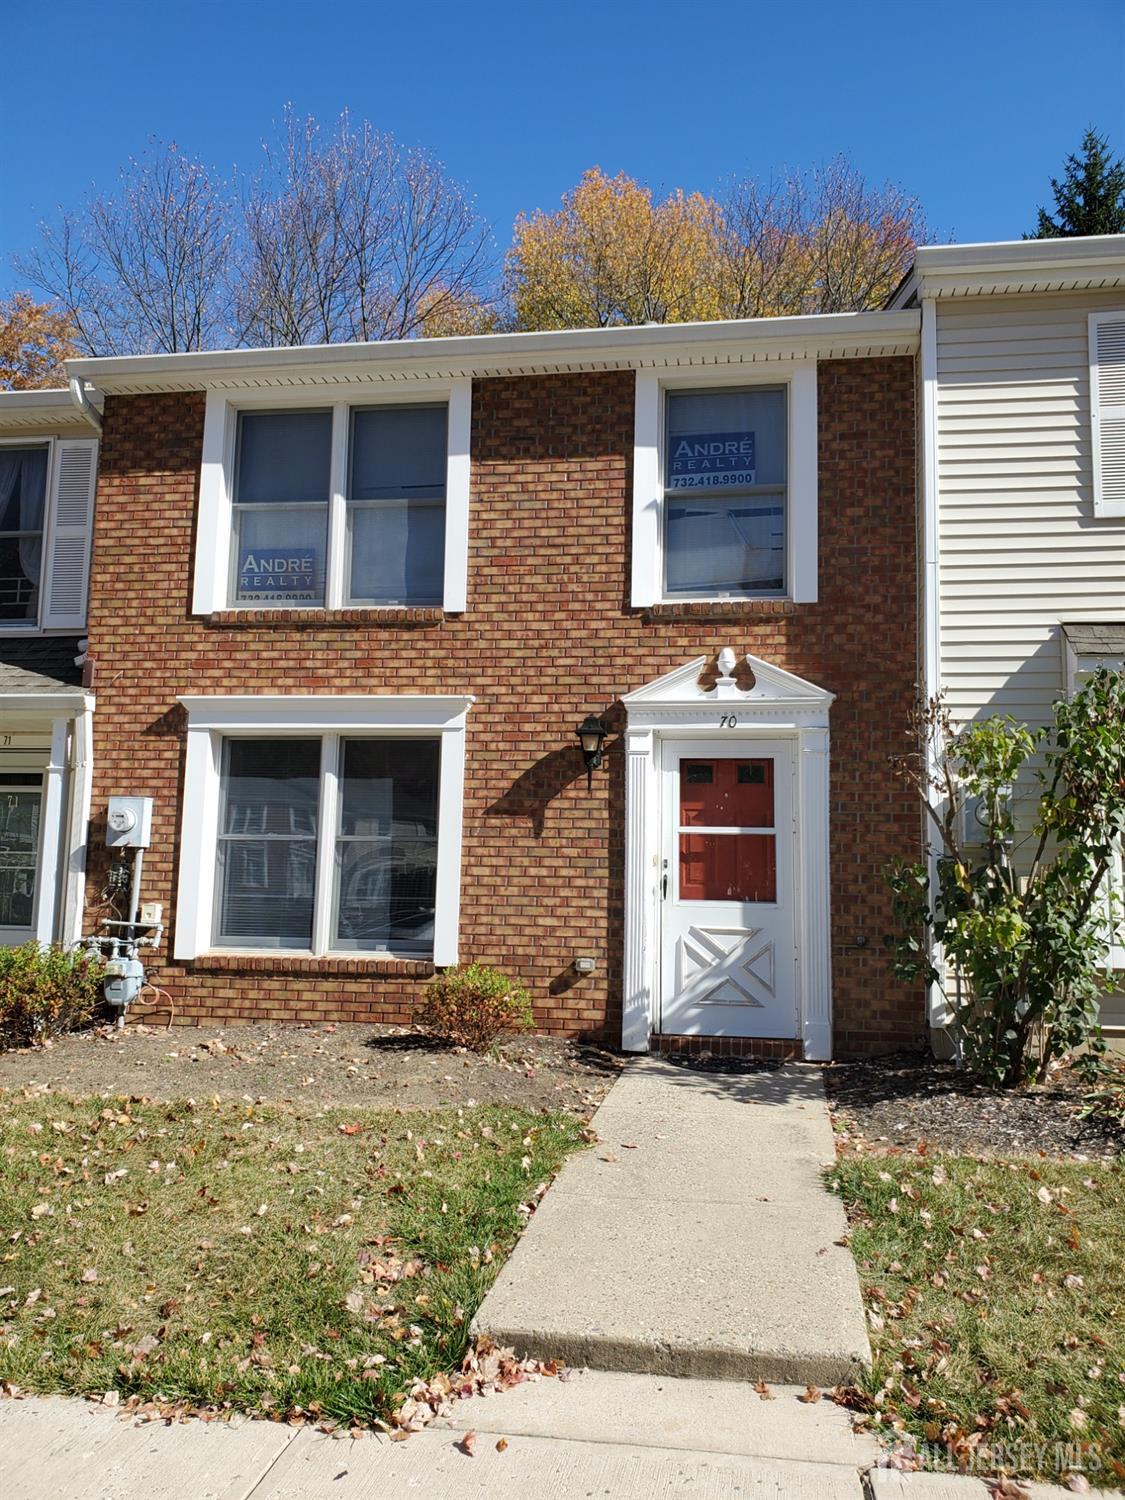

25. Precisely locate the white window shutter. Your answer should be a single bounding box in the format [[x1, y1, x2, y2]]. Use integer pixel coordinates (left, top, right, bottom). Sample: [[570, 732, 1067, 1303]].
[[43, 439, 97, 629], [1089, 312, 1125, 518]]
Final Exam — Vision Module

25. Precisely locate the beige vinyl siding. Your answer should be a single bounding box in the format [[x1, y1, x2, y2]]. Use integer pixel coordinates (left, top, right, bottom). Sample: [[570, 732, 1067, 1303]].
[[934, 290, 1125, 1027], [936, 291, 1125, 725]]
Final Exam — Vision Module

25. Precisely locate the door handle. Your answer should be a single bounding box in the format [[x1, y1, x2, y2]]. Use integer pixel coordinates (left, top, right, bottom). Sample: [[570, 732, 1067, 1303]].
[[661, 860, 669, 899]]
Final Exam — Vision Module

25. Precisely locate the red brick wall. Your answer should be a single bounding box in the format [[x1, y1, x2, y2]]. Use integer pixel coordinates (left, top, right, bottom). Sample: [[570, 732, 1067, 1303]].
[[84, 359, 924, 1054]]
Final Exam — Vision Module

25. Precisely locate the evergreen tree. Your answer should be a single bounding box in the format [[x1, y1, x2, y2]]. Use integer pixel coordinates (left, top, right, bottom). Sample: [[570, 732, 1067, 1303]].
[[1032, 128, 1125, 238]]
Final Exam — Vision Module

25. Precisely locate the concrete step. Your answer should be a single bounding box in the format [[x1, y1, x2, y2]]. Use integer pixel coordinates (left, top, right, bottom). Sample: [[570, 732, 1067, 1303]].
[[473, 1059, 871, 1385], [433, 1367, 880, 1468]]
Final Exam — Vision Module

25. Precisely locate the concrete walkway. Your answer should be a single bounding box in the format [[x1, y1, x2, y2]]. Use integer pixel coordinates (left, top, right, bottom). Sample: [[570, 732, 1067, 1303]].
[[474, 1057, 871, 1384], [0, 1384, 1083, 1498]]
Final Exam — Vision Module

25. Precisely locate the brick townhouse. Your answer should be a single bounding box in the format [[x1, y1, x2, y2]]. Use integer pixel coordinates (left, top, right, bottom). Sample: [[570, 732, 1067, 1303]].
[[27, 310, 918, 1060]]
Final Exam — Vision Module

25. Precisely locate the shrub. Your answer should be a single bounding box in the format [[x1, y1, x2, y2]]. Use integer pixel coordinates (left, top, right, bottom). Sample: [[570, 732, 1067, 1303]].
[[0, 943, 103, 1050], [416, 964, 533, 1052], [887, 669, 1125, 1088]]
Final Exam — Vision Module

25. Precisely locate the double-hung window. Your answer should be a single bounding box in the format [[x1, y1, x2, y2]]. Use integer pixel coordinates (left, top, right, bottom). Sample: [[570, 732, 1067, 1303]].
[[663, 387, 787, 597], [197, 381, 471, 614], [174, 695, 472, 965], [630, 365, 817, 607], [214, 735, 440, 954], [0, 446, 48, 625]]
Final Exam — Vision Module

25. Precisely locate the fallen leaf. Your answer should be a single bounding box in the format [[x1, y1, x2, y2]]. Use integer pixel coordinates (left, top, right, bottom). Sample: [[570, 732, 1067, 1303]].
[[495, 1437, 508, 1452], [798, 1385, 822, 1403], [458, 1431, 477, 1456], [753, 1380, 775, 1400]]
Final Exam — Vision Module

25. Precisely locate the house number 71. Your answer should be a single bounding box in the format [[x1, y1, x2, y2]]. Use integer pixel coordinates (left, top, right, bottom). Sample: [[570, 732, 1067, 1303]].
[[719, 714, 738, 728]]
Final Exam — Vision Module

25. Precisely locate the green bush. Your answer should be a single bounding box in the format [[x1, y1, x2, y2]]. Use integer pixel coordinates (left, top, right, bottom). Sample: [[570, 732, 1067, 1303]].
[[0, 943, 103, 1050], [416, 963, 534, 1052]]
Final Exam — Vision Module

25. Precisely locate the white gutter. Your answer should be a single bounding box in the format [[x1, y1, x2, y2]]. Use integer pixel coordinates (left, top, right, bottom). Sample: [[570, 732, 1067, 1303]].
[[67, 309, 921, 394], [69, 376, 103, 433]]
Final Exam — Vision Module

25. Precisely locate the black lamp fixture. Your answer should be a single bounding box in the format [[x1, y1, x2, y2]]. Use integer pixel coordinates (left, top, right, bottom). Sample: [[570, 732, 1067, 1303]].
[[575, 713, 608, 791]]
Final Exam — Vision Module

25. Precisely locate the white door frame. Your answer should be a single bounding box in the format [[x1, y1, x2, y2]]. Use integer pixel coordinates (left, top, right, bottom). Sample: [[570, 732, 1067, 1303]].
[[621, 651, 834, 1059]]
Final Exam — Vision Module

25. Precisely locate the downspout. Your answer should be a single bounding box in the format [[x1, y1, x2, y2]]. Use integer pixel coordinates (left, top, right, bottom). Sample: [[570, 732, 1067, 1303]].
[[62, 697, 95, 947], [68, 376, 102, 433]]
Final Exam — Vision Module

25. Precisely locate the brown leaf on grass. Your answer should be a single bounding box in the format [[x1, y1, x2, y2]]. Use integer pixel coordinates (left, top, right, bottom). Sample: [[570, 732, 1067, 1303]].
[[798, 1385, 822, 1403], [458, 1431, 477, 1456], [752, 1380, 775, 1400], [338, 1124, 364, 1136]]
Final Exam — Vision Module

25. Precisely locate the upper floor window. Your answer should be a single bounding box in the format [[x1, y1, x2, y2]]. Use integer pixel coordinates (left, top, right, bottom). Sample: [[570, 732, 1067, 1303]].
[[0, 447, 48, 624], [664, 387, 787, 598], [0, 439, 97, 634], [630, 365, 817, 609], [195, 381, 471, 616]]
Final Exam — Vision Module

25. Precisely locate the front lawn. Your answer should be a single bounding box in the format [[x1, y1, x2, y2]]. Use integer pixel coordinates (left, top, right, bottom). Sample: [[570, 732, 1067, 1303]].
[[833, 1152, 1125, 1488], [0, 1090, 584, 1425]]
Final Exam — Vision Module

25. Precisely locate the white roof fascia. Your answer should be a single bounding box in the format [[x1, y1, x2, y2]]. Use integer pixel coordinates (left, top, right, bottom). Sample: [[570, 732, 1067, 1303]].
[[893, 233, 1125, 304], [67, 310, 921, 396], [0, 387, 104, 435]]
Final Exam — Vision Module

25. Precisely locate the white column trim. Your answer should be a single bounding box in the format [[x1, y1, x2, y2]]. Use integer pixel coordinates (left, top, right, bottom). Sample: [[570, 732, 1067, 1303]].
[[621, 726, 656, 1051], [630, 371, 661, 608], [443, 377, 472, 613], [34, 718, 70, 945], [798, 728, 833, 1060], [193, 390, 234, 615], [61, 698, 94, 946], [788, 363, 819, 603]]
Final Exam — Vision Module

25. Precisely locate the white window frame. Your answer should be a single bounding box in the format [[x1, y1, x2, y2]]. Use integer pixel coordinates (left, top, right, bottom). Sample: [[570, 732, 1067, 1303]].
[[630, 362, 818, 608], [174, 694, 473, 964], [194, 379, 472, 615]]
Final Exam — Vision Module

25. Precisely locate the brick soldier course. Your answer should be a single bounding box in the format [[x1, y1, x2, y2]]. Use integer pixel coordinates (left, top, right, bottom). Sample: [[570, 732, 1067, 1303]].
[[84, 358, 922, 1055]]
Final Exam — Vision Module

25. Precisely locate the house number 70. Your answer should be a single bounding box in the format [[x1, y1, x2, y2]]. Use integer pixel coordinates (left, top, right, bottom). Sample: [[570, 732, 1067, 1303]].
[[719, 714, 738, 728]]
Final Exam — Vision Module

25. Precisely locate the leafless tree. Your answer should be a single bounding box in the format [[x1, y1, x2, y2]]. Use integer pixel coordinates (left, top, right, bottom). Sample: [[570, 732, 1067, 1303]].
[[18, 144, 235, 354], [236, 110, 495, 347]]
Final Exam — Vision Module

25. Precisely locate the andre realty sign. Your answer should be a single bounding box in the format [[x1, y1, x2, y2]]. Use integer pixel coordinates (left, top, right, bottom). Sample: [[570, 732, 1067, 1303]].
[[238, 549, 318, 601], [667, 431, 756, 489]]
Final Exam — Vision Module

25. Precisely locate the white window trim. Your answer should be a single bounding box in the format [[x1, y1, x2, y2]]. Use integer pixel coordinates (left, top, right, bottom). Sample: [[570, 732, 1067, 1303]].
[[173, 694, 473, 964], [1089, 311, 1125, 519], [194, 379, 472, 615], [630, 362, 818, 608]]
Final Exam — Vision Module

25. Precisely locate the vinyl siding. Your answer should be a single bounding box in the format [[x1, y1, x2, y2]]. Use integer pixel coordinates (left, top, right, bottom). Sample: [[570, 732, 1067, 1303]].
[[934, 290, 1125, 1025]]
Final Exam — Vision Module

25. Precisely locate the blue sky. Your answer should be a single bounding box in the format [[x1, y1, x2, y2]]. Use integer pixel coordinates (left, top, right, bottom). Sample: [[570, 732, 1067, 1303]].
[[4, 0, 1124, 297]]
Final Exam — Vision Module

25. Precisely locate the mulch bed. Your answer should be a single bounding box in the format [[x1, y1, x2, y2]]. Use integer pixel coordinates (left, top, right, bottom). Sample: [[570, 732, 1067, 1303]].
[[825, 1050, 1125, 1160], [0, 1022, 624, 1118]]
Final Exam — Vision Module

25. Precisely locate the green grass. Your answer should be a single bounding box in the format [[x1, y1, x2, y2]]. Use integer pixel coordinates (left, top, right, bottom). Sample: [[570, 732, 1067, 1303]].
[[0, 1091, 585, 1425], [832, 1152, 1125, 1487]]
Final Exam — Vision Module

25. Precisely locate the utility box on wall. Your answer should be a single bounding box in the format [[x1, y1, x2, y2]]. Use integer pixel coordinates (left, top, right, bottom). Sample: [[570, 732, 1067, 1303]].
[[106, 796, 153, 849]]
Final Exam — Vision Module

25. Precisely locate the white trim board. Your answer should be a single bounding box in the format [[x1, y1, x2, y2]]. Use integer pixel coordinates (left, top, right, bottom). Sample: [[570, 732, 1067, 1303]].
[[620, 652, 834, 1059], [173, 694, 473, 965]]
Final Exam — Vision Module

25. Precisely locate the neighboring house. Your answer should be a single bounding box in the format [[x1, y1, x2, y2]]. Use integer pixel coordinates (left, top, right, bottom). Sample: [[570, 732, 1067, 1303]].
[[0, 388, 100, 950], [65, 313, 922, 1058], [890, 234, 1125, 1046]]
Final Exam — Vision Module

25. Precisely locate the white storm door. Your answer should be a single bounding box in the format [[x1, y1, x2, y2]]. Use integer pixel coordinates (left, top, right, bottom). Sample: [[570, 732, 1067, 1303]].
[[659, 739, 797, 1038]]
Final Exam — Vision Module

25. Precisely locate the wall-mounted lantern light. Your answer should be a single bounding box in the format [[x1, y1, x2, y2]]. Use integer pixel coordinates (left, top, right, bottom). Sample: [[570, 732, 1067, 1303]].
[[576, 714, 608, 791]]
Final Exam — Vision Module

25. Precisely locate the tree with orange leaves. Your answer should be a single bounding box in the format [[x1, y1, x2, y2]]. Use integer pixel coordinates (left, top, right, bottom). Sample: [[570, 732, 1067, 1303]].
[[0, 294, 77, 389]]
